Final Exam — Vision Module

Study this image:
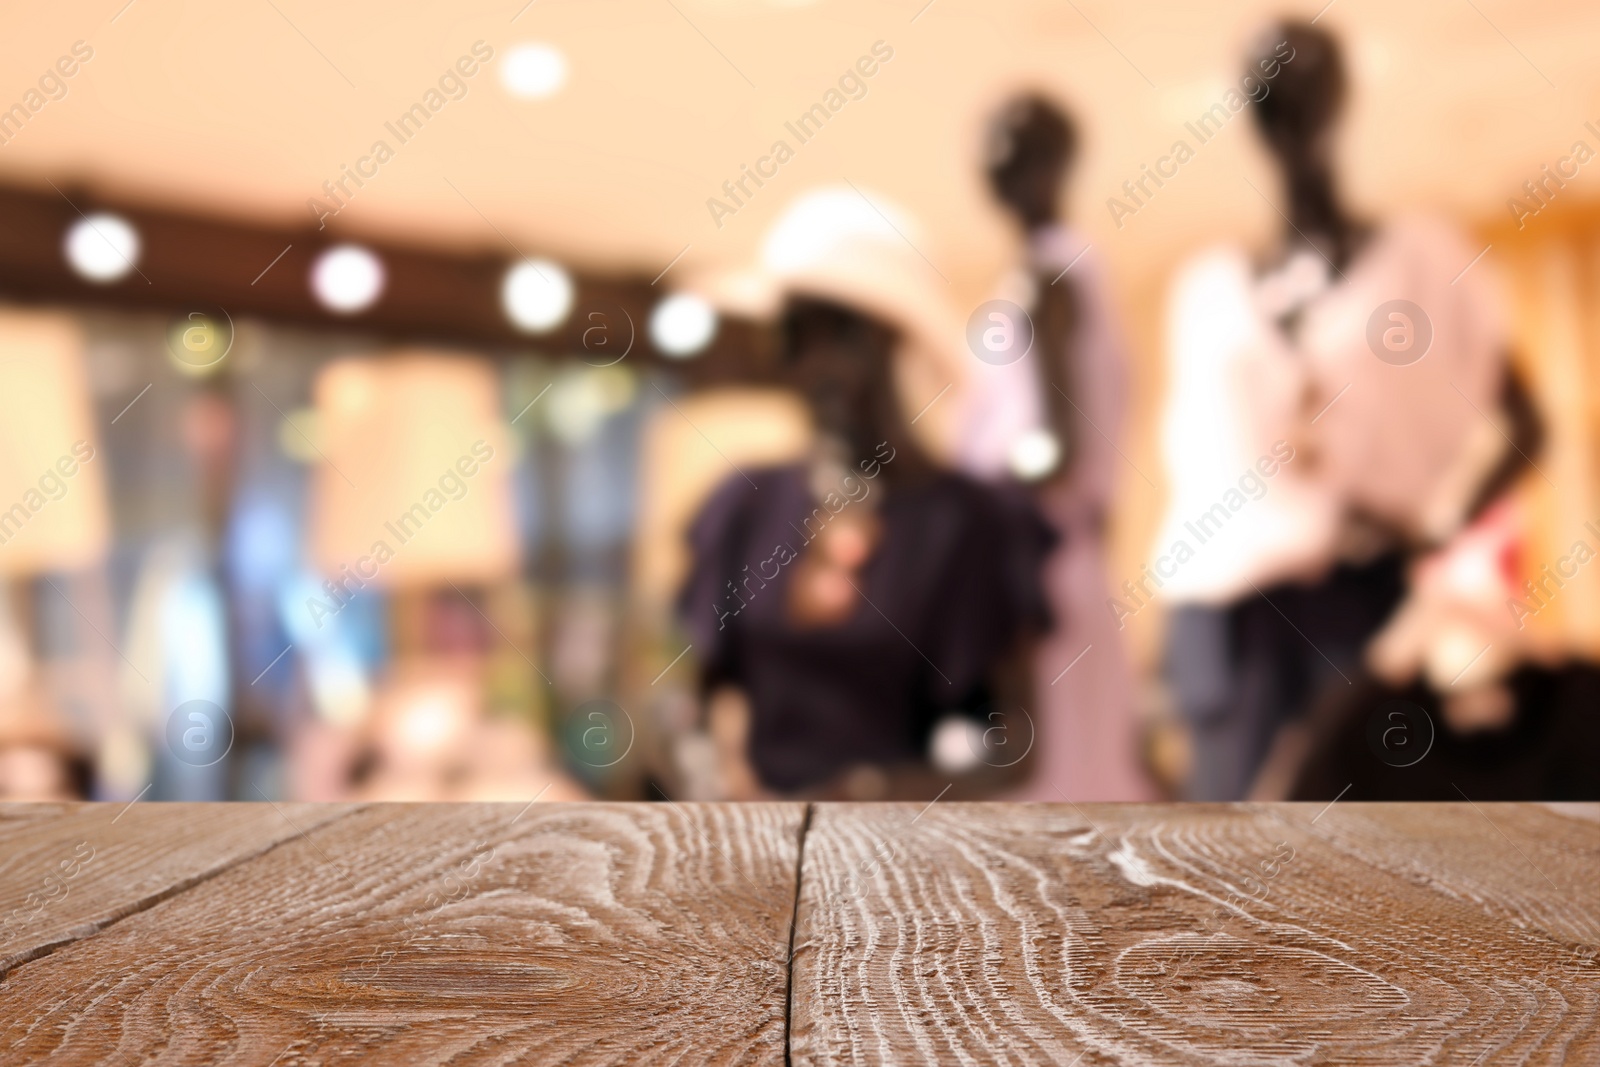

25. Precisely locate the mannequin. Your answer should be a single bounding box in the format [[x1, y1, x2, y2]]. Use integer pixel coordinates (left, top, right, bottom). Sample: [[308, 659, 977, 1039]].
[[1156, 21, 1508, 800], [679, 294, 1051, 797], [962, 94, 1150, 800]]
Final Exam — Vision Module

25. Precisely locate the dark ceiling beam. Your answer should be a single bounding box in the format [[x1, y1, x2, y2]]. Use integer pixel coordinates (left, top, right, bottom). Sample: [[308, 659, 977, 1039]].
[[0, 179, 775, 383]]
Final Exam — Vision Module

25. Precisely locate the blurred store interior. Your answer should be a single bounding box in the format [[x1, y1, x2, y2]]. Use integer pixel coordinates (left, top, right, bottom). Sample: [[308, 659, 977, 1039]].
[[2, 0, 1599, 803]]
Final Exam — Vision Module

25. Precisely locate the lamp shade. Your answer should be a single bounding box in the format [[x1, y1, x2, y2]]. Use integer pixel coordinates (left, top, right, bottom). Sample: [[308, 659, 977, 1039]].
[[307, 352, 519, 588], [0, 309, 110, 576]]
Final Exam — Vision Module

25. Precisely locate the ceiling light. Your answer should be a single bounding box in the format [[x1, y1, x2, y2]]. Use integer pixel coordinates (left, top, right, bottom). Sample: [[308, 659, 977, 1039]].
[[311, 245, 385, 314], [649, 293, 717, 358], [502, 259, 573, 333], [501, 44, 568, 99], [64, 214, 141, 283]]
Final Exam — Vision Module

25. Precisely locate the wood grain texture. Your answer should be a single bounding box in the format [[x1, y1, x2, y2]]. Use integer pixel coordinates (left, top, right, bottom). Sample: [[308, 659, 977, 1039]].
[[0, 802, 358, 978], [791, 802, 1600, 1066], [0, 802, 804, 1066]]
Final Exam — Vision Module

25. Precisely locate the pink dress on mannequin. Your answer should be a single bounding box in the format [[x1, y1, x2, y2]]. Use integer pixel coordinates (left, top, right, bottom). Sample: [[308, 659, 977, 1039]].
[[959, 224, 1153, 800]]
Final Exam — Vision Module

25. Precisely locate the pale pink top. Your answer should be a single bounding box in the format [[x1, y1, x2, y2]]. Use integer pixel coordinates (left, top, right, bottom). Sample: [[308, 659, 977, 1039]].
[[957, 224, 1127, 524]]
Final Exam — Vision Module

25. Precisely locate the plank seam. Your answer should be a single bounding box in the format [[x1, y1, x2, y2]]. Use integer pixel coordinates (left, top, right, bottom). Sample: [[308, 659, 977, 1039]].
[[0, 804, 366, 984], [784, 802, 815, 1067]]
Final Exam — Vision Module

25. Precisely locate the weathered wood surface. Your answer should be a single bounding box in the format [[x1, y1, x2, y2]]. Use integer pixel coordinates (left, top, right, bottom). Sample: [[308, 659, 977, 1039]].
[[3, 802, 1596, 1065], [1, 801, 357, 978], [791, 802, 1600, 1066], [0, 802, 805, 1066]]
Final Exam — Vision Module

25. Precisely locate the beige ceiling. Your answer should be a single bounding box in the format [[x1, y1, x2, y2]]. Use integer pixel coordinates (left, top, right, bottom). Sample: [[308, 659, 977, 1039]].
[[2, 0, 1598, 307]]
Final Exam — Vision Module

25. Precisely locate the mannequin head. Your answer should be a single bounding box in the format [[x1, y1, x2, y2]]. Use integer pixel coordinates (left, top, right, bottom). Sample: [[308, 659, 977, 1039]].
[[779, 295, 923, 476], [1248, 21, 1367, 262], [984, 94, 1077, 232], [1250, 21, 1345, 177]]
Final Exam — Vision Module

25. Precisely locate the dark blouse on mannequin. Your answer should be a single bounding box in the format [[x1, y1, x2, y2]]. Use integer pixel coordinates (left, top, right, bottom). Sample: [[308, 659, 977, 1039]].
[[679, 464, 1051, 792]]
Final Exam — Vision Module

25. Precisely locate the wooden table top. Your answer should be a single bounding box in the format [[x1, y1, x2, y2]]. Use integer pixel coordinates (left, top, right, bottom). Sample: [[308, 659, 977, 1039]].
[[1, 801, 1595, 1065]]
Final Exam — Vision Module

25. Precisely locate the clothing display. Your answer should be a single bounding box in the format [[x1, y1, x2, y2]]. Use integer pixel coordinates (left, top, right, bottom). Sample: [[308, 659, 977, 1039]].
[[1167, 552, 1407, 801], [678, 463, 1051, 792], [1281, 496, 1593, 800], [957, 224, 1152, 801], [1154, 216, 1504, 603], [1156, 215, 1506, 799], [1289, 665, 1600, 801]]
